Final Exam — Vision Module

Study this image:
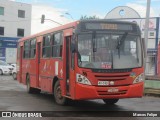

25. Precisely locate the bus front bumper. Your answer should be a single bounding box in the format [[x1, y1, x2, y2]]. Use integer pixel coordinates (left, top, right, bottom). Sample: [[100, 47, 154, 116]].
[[75, 82, 144, 100]]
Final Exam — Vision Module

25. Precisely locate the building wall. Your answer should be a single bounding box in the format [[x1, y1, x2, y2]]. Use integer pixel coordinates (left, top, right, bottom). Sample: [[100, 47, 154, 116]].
[[0, 0, 31, 63], [0, 0, 31, 37]]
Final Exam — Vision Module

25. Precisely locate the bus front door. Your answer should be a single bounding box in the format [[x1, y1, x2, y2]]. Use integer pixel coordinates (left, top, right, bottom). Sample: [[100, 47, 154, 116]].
[[36, 42, 41, 88], [65, 36, 75, 97]]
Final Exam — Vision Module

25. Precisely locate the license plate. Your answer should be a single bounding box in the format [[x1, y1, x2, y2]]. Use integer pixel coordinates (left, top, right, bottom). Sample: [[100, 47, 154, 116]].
[[98, 81, 109, 86], [108, 88, 119, 93]]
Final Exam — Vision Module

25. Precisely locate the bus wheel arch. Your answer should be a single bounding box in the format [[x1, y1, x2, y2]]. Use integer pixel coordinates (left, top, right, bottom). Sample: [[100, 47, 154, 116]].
[[52, 76, 59, 92], [53, 77, 68, 105]]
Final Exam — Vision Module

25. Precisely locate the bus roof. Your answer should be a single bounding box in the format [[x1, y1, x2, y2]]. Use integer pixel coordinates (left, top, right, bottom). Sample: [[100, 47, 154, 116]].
[[19, 19, 138, 42], [19, 21, 78, 42]]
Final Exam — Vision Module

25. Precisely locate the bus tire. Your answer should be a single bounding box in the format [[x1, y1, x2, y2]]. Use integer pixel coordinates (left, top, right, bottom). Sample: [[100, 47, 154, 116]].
[[0, 69, 3, 75], [103, 99, 119, 104], [54, 80, 68, 105], [26, 75, 36, 94]]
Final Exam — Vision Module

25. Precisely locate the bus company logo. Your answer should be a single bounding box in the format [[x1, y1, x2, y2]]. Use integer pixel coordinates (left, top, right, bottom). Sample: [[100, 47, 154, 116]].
[[2, 112, 11, 117], [130, 72, 136, 78]]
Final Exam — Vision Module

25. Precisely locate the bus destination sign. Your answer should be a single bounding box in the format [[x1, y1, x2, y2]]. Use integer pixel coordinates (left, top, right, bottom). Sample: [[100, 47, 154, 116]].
[[101, 23, 118, 30], [85, 23, 133, 31]]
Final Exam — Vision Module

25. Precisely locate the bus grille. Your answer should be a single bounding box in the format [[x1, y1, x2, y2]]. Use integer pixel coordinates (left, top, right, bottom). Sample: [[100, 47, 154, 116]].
[[95, 73, 130, 81]]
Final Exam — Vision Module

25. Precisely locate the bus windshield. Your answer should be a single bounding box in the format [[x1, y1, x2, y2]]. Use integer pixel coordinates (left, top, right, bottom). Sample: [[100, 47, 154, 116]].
[[77, 33, 142, 69]]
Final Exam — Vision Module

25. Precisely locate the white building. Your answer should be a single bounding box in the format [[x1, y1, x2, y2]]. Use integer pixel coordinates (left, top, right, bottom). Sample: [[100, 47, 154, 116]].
[[105, 6, 160, 75], [0, 0, 31, 63]]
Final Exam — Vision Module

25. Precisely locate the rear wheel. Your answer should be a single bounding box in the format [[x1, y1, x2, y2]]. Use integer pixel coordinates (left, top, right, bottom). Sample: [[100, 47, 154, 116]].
[[26, 75, 40, 94], [103, 99, 119, 105], [0, 69, 3, 75], [54, 80, 68, 105]]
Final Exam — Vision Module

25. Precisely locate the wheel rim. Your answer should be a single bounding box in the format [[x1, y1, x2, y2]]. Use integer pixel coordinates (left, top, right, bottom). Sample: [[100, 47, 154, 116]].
[[55, 86, 63, 101]]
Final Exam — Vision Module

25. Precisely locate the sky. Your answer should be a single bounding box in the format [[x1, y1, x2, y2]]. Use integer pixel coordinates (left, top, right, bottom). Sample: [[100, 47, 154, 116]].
[[14, 0, 160, 20]]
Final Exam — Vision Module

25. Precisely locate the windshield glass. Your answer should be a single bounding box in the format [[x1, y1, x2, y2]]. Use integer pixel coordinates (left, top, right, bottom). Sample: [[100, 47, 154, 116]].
[[77, 33, 142, 69]]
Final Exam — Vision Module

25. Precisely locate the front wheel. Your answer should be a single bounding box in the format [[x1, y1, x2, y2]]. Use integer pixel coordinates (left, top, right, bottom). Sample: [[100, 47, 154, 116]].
[[103, 99, 119, 104], [54, 80, 68, 105]]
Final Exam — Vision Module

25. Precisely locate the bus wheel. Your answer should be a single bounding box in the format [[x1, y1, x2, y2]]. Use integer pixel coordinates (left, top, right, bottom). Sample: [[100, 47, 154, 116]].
[[54, 80, 68, 105], [103, 99, 119, 104], [0, 69, 3, 75]]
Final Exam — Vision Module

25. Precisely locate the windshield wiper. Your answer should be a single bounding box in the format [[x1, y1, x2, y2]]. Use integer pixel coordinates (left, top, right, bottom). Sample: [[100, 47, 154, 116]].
[[116, 32, 128, 58]]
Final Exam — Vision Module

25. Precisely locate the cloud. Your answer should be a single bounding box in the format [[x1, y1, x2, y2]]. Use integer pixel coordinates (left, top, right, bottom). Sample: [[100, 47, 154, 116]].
[[126, 3, 158, 17]]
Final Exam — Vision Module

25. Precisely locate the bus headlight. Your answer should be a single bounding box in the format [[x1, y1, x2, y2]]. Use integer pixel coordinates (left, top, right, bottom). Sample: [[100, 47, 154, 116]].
[[76, 74, 91, 85], [133, 73, 144, 84]]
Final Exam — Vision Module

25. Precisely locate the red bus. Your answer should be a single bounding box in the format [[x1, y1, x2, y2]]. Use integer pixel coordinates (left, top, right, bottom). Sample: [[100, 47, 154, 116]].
[[17, 20, 145, 105]]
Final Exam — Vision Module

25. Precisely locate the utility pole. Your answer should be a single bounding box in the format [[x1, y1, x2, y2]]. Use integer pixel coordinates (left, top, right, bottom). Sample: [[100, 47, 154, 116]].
[[144, 0, 151, 56], [144, 0, 151, 70]]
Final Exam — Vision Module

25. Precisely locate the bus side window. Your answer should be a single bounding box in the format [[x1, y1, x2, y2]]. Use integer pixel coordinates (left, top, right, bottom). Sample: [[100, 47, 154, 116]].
[[30, 38, 36, 58], [42, 34, 51, 58], [23, 40, 30, 59], [52, 32, 62, 58]]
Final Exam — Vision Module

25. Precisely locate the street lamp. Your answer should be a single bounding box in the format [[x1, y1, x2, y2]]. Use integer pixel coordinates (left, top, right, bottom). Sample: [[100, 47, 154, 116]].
[[65, 12, 74, 20]]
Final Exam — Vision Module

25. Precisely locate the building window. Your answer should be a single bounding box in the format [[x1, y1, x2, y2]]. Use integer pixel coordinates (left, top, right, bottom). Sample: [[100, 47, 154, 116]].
[[52, 32, 62, 57], [42, 34, 51, 58], [18, 10, 25, 18], [30, 38, 36, 58], [0, 27, 4, 35], [0, 7, 4, 15], [17, 28, 24, 37]]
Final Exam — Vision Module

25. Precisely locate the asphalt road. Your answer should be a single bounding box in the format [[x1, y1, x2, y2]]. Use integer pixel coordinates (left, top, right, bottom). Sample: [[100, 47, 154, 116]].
[[0, 75, 160, 120]]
